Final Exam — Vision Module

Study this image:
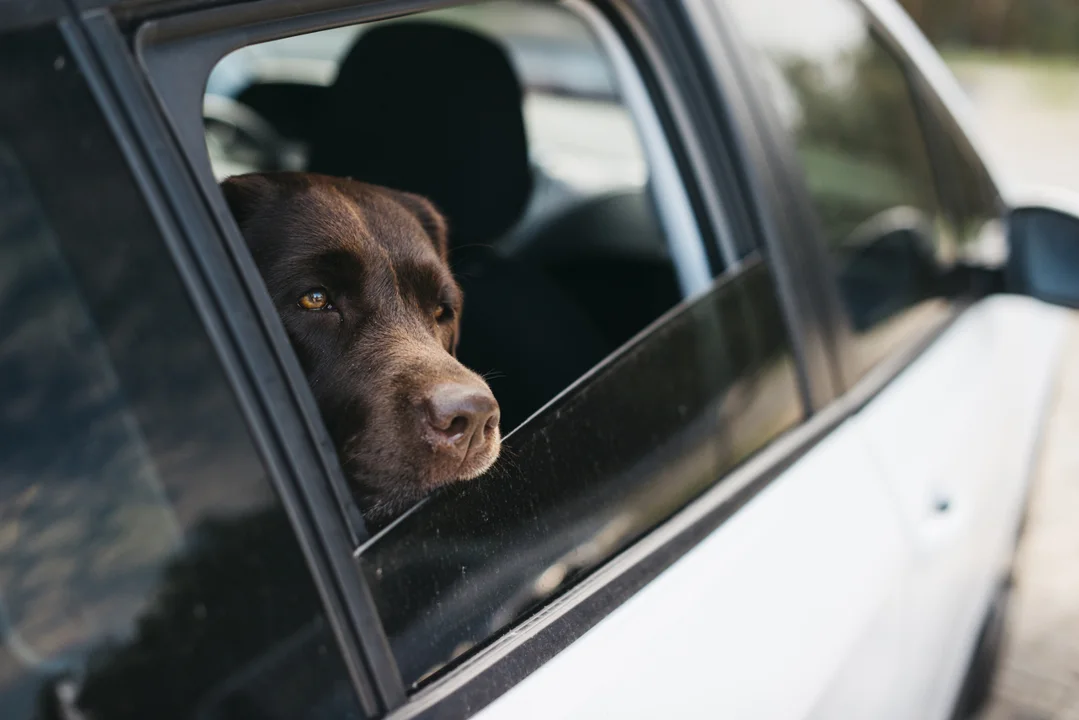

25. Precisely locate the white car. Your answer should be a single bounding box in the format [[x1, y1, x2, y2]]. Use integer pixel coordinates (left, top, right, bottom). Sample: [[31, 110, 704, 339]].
[[1, 0, 1076, 719]]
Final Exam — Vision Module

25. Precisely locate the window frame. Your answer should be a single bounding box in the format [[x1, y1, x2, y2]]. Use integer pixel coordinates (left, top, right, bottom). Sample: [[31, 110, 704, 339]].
[[76, 0, 823, 717]]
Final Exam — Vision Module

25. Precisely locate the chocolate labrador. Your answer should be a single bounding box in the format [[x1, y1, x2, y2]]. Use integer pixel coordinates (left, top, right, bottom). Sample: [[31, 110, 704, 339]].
[[220, 172, 500, 525]]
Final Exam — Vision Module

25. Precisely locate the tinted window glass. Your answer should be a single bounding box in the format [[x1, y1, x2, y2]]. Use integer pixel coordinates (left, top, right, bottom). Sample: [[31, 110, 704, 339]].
[[362, 260, 801, 688], [0, 26, 361, 720], [726, 0, 957, 381]]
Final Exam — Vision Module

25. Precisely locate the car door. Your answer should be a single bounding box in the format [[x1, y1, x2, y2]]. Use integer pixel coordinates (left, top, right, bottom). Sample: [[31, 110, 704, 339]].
[[866, 11, 1075, 715], [717, 0, 1074, 717]]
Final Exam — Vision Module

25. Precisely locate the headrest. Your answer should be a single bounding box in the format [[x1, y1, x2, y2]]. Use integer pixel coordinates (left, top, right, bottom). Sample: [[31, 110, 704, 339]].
[[307, 22, 532, 249]]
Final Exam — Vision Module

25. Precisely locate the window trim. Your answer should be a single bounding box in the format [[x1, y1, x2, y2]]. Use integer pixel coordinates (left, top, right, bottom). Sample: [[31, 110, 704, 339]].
[[612, 0, 747, 272]]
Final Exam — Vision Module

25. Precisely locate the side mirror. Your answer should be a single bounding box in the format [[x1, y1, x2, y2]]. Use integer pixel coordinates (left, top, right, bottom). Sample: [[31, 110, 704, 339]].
[[1007, 187, 1079, 309]]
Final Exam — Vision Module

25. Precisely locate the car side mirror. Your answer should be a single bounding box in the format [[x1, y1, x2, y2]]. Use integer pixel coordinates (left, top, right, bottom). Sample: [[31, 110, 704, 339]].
[[1007, 188, 1079, 308]]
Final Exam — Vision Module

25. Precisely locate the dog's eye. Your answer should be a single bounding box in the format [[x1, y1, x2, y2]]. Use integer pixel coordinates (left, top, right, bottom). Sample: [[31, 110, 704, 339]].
[[298, 288, 332, 311], [434, 302, 455, 323]]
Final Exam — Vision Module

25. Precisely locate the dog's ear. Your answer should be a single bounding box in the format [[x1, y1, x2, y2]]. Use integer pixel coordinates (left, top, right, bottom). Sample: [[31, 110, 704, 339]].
[[390, 191, 449, 261], [220, 174, 276, 227]]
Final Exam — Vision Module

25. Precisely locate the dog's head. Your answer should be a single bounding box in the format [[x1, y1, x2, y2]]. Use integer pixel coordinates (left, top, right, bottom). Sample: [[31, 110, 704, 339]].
[[221, 172, 500, 525]]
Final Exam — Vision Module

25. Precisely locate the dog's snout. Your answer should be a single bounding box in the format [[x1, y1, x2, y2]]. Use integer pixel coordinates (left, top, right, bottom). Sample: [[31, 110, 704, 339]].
[[424, 383, 500, 446]]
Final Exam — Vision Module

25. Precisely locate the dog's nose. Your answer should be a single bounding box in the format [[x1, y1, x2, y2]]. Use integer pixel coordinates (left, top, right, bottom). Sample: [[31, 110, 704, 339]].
[[424, 383, 500, 448]]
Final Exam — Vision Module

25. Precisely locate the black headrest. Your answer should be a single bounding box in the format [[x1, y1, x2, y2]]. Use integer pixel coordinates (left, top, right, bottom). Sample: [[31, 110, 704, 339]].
[[307, 22, 532, 249]]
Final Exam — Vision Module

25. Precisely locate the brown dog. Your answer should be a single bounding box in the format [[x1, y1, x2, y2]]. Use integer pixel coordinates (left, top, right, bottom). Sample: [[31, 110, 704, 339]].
[[221, 172, 500, 525]]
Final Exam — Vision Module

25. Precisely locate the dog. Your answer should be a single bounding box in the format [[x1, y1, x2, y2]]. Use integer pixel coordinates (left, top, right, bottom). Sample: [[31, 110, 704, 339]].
[[220, 172, 501, 525]]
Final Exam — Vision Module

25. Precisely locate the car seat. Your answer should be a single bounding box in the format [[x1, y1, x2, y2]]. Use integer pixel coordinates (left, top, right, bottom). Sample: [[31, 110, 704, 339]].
[[307, 22, 611, 430]]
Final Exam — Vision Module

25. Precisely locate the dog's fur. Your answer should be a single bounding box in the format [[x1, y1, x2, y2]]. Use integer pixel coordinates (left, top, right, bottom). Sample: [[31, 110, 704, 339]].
[[221, 172, 500, 524]]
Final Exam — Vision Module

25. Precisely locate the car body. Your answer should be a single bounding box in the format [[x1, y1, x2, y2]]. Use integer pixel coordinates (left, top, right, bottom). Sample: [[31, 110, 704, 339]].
[[1, 0, 1077, 719]]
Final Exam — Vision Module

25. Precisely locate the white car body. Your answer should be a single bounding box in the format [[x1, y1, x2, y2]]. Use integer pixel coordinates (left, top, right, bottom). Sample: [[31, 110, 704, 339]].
[[478, 295, 1069, 720]]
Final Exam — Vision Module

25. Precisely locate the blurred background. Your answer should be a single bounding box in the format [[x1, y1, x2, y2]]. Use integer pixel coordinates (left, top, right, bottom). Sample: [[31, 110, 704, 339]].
[[898, 2, 1079, 717], [901, 0, 1079, 191]]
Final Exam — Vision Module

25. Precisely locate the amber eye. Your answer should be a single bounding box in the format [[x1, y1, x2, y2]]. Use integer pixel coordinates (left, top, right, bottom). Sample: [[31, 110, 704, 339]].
[[434, 302, 454, 323], [298, 288, 331, 311]]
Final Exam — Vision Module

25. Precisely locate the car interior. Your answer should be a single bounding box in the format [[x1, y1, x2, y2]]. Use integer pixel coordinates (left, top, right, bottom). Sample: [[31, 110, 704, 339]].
[[203, 0, 690, 430]]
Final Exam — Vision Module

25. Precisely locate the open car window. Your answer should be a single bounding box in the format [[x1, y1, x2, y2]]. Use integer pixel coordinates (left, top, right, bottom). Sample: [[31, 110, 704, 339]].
[[204, 0, 711, 432]]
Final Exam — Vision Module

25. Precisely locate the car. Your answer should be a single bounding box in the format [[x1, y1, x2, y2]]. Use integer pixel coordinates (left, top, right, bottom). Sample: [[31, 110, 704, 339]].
[[1, 0, 1078, 718]]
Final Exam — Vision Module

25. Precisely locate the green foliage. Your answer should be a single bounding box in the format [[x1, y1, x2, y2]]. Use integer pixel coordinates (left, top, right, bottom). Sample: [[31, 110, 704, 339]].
[[776, 42, 940, 247], [899, 0, 1079, 56]]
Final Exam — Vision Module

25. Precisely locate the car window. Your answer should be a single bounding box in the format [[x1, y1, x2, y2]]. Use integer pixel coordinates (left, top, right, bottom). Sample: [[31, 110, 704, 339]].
[[205, 0, 706, 432], [725, 0, 959, 383], [0, 26, 362, 720], [206, 4, 625, 186], [199, 0, 803, 693]]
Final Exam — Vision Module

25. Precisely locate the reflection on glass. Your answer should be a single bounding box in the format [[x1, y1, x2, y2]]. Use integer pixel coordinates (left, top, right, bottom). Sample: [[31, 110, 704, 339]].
[[728, 0, 961, 379], [360, 261, 802, 688], [0, 130, 359, 720]]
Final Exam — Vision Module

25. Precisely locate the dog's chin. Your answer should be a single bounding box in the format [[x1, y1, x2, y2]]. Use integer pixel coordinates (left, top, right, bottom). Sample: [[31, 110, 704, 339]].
[[355, 435, 502, 531], [357, 483, 426, 532]]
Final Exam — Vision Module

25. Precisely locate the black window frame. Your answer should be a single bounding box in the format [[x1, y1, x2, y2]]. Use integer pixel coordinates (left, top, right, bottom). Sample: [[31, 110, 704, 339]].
[[57, 0, 844, 718]]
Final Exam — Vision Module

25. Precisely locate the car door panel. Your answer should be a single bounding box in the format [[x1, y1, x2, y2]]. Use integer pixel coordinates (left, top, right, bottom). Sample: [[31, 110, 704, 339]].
[[925, 296, 1069, 719], [475, 418, 910, 720], [856, 294, 1071, 719]]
